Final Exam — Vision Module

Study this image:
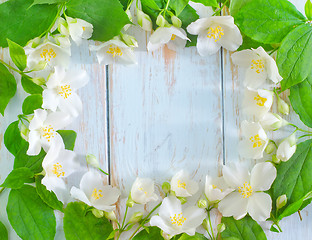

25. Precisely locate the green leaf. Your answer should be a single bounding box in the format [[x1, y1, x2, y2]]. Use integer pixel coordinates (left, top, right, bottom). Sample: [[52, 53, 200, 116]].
[[64, 202, 113, 240], [31, 0, 67, 6], [191, 0, 218, 7], [177, 233, 208, 240], [305, 0, 312, 20], [235, 0, 306, 44], [289, 77, 312, 128], [237, 35, 274, 52], [0, 221, 8, 240], [0, 0, 58, 47], [132, 227, 163, 240], [22, 94, 43, 115], [1, 167, 34, 189], [179, 4, 199, 47], [7, 39, 27, 71], [4, 121, 27, 156], [7, 185, 56, 240], [277, 24, 312, 90], [0, 62, 16, 115], [270, 225, 279, 233], [21, 76, 43, 94], [66, 0, 130, 42], [221, 216, 267, 240], [35, 176, 64, 212], [229, 0, 252, 16], [14, 144, 46, 174], [169, 0, 189, 16], [271, 139, 312, 220], [141, 0, 162, 10], [57, 130, 77, 150]]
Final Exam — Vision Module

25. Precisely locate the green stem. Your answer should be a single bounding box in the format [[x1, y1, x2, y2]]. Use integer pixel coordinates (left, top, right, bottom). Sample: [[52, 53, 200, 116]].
[[275, 222, 282, 232], [163, 0, 171, 16], [207, 209, 215, 240], [0, 187, 5, 194], [126, 0, 134, 11], [289, 123, 312, 134], [0, 59, 21, 73], [213, 0, 229, 16], [129, 202, 161, 240]]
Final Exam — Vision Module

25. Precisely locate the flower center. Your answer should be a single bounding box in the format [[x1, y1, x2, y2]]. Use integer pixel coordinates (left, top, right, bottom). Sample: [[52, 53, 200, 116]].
[[41, 125, 56, 142], [107, 45, 123, 58], [207, 26, 224, 42], [170, 213, 186, 226], [52, 163, 65, 177], [238, 182, 253, 198], [58, 85, 72, 99], [177, 180, 186, 189], [92, 188, 103, 200], [251, 59, 264, 74], [40, 48, 57, 62], [249, 134, 262, 148], [139, 187, 147, 195], [171, 34, 176, 41], [254, 94, 267, 106]]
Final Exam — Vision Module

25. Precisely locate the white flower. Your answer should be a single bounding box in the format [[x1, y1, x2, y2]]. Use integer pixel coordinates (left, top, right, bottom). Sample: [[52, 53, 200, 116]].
[[130, 177, 158, 204], [137, 8, 152, 31], [66, 17, 93, 45], [147, 26, 189, 52], [90, 36, 137, 65], [189, 1, 214, 18], [42, 141, 78, 203], [231, 47, 282, 88], [218, 162, 277, 222], [242, 88, 273, 120], [42, 66, 89, 117], [170, 170, 199, 197], [70, 171, 121, 211], [260, 112, 288, 131], [150, 196, 206, 236], [27, 109, 73, 156], [205, 176, 233, 203], [187, 16, 242, 56], [25, 36, 71, 70], [238, 120, 269, 159], [276, 133, 296, 162]]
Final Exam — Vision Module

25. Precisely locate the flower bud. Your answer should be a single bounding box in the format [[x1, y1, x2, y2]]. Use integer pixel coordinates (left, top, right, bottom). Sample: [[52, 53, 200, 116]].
[[20, 121, 29, 141], [156, 15, 169, 27], [217, 223, 226, 233], [272, 154, 281, 164], [86, 154, 100, 168], [276, 133, 296, 162], [126, 198, 135, 207], [121, 34, 138, 48], [126, 9, 133, 22], [32, 61, 47, 71], [128, 212, 143, 224], [27, 37, 41, 48], [92, 209, 104, 218], [276, 194, 287, 209], [260, 113, 288, 131], [197, 199, 208, 209], [104, 211, 117, 221], [162, 182, 170, 194], [171, 16, 182, 28], [58, 17, 69, 36], [265, 141, 276, 154], [161, 230, 173, 240], [137, 9, 152, 31], [277, 97, 290, 115], [202, 219, 209, 231], [32, 77, 46, 85], [178, 197, 187, 204]]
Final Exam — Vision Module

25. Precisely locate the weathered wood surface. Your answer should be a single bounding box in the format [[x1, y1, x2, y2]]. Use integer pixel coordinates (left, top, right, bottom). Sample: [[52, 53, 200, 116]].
[[0, 0, 311, 239]]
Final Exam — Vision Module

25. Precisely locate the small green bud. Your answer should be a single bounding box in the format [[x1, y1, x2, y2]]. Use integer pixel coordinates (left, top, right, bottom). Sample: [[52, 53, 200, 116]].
[[197, 199, 208, 209], [202, 219, 209, 231], [32, 77, 46, 85], [126, 198, 135, 207], [277, 97, 290, 115], [265, 141, 276, 154], [272, 154, 281, 164], [162, 182, 170, 194], [86, 154, 100, 168], [178, 197, 187, 205], [171, 16, 182, 28], [28, 37, 41, 48], [104, 211, 117, 221], [276, 194, 287, 209], [137, 9, 152, 31], [32, 61, 47, 71], [92, 209, 104, 218], [20, 121, 29, 141], [128, 212, 143, 224], [217, 223, 226, 233], [161, 230, 173, 240], [57, 17, 69, 36], [121, 34, 138, 48], [156, 15, 169, 27]]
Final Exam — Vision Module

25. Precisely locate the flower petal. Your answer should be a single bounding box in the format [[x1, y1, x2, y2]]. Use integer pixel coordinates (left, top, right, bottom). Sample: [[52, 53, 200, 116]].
[[247, 192, 272, 222], [58, 92, 83, 118], [70, 186, 92, 206], [218, 192, 248, 220], [159, 196, 182, 220], [183, 206, 206, 232], [150, 215, 178, 236], [250, 162, 276, 191], [189, 1, 214, 18], [27, 130, 42, 156], [222, 163, 250, 188], [42, 89, 59, 112], [197, 33, 220, 56]]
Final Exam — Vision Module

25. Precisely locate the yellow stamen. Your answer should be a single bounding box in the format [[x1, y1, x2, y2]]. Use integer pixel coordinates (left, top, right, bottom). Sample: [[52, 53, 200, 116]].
[[238, 182, 253, 198], [249, 134, 262, 148], [106, 45, 123, 58], [207, 26, 224, 42], [177, 180, 186, 189], [82, 26, 86, 31], [40, 48, 57, 62], [42, 125, 56, 142], [58, 85, 72, 99], [52, 163, 65, 177], [254, 94, 267, 106], [139, 187, 147, 195], [170, 213, 186, 226], [251, 59, 264, 74], [171, 34, 176, 41], [92, 188, 103, 200]]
